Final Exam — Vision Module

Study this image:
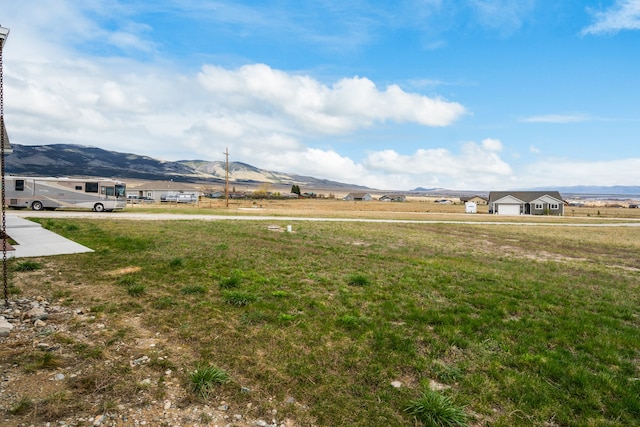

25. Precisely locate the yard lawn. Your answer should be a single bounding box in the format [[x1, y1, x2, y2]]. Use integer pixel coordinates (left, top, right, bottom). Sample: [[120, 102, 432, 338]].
[[5, 217, 640, 426]]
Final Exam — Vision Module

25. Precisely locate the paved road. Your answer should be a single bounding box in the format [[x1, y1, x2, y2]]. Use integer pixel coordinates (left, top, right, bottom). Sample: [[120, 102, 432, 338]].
[[8, 210, 640, 227]]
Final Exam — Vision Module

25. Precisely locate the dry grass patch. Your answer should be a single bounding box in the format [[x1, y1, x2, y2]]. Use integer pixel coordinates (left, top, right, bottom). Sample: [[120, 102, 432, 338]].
[[104, 266, 143, 276]]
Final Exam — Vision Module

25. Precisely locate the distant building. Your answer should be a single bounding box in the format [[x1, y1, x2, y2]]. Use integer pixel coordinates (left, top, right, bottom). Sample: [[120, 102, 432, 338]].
[[488, 191, 564, 216], [343, 192, 373, 201], [379, 194, 407, 202], [127, 181, 201, 203], [461, 195, 488, 205]]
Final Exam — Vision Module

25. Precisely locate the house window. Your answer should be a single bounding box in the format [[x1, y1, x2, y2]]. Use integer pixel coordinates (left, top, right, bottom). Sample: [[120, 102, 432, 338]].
[[14, 179, 24, 191], [535, 203, 543, 210], [550, 203, 559, 210]]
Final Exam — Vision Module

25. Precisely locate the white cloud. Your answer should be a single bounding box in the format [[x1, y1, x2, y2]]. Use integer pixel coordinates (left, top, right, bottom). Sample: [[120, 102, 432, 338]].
[[3, 1, 638, 192], [481, 138, 503, 152], [581, 0, 640, 35], [197, 64, 466, 134], [529, 145, 541, 154], [522, 158, 640, 187], [521, 114, 591, 124], [358, 140, 513, 189], [468, 0, 536, 34]]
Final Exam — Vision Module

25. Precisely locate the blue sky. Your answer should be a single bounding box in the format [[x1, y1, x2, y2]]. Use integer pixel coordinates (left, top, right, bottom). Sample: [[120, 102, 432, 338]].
[[2, 1, 640, 190]]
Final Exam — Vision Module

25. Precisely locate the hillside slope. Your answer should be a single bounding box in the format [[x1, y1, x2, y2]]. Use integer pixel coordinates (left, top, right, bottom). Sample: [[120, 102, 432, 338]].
[[5, 144, 368, 189]]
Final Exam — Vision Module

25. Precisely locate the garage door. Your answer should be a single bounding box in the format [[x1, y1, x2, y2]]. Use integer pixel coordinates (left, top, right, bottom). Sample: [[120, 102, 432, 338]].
[[497, 204, 520, 215]]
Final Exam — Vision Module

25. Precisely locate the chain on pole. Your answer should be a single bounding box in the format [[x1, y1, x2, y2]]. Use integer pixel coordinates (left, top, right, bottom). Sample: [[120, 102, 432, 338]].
[[1, 28, 8, 305]]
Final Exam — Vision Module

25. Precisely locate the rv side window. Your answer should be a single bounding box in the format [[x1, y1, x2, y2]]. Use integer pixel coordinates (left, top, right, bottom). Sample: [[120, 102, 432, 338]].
[[102, 186, 115, 196], [14, 180, 25, 191], [75, 185, 82, 191], [85, 182, 98, 193]]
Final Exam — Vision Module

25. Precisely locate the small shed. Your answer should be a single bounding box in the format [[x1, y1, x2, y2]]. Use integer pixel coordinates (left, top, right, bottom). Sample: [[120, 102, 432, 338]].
[[465, 202, 477, 213]]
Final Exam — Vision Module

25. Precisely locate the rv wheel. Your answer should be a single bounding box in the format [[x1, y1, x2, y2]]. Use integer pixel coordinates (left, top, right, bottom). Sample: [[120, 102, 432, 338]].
[[94, 203, 105, 212], [31, 201, 44, 211]]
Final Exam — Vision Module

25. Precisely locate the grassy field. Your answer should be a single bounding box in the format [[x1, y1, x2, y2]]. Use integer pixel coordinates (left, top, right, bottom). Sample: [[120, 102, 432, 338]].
[[128, 197, 640, 221], [6, 213, 640, 426]]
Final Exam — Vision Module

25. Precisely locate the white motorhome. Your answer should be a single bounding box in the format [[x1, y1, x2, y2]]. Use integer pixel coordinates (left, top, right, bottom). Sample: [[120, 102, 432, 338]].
[[4, 176, 126, 212]]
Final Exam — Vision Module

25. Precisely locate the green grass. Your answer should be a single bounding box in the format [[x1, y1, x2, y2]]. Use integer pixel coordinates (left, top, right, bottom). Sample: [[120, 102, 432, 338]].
[[13, 260, 42, 271], [405, 389, 468, 427], [346, 273, 371, 287], [222, 290, 257, 306], [24, 351, 62, 373], [21, 218, 640, 426], [180, 285, 207, 295], [127, 284, 146, 296], [117, 275, 138, 286], [187, 363, 230, 400], [8, 396, 34, 415], [218, 271, 242, 289]]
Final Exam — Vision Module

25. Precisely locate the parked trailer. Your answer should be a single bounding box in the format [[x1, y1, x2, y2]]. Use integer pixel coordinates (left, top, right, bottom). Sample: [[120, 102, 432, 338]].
[[4, 176, 126, 212]]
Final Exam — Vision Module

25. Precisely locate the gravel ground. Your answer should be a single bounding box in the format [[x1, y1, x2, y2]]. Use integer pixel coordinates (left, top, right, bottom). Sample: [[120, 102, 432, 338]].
[[0, 293, 306, 427]]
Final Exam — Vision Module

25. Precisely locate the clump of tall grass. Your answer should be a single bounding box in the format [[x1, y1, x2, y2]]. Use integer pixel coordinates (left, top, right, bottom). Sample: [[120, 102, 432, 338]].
[[8, 396, 34, 415], [24, 351, 61, 373], [187, 363, 229, 400], [346, 273, 371, 287], [169, 257, 185, 268], [404, 389, 468, 427], [181, 285, 207, 295], [127, 284, 146, 296], [117, 275, 137, 287], [222, 290, 257, 306], [13, 261, 42, 272], [219, 271, 242, 289]]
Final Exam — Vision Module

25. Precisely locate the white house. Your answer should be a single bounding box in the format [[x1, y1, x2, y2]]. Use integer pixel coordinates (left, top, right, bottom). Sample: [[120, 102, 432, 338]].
[[488, 191, 564, 216], [343, 192, 373, 201]]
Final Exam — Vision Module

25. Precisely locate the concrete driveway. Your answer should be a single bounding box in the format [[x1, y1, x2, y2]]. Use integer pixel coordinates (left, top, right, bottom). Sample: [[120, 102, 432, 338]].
[[4, 215, 93, 258]]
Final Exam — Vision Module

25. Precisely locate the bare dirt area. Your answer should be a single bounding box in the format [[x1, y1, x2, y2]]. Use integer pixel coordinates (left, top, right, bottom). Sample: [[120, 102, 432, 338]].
[[0, 265, 300, 427]]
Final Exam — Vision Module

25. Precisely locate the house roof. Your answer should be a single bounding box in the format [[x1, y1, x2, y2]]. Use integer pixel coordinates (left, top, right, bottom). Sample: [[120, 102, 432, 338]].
[[128, 181, 200, 192], [488, 191, 563, 204], [345, 192, 371, 198]]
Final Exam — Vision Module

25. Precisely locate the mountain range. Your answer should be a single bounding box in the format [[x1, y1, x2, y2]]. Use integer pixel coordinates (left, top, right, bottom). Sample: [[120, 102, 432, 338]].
[[4, 144, 368, 190], [4, 144, 640, 196]]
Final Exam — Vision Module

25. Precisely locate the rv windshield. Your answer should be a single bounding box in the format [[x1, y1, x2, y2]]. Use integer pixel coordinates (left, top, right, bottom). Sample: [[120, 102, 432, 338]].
[[115, 184, 126, 198]]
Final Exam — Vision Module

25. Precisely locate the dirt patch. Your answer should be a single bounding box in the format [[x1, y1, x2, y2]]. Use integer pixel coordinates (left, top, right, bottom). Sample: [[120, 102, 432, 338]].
[[0, 269, 302, 426], [104, 266, 143, 276]]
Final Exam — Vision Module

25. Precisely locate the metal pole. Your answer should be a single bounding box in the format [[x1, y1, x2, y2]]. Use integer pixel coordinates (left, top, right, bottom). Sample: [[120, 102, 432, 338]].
[[224, 148, 229, 208]]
